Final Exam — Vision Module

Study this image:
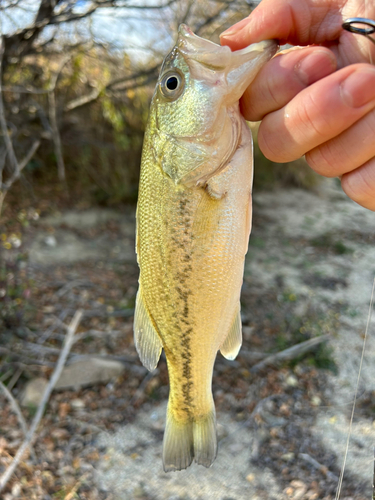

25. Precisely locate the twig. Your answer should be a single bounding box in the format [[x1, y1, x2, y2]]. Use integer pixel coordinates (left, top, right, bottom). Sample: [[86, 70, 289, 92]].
[[0, 379, 36, 461], [0, 347, 55, 367], [0, 381, 29, 439], [62, 417, 105, 434], [0, 369, 12, 383], [299, 453, 339, 482], [130, 369, 159, 405], [21, 341, 142, 369], [73, 329, 122, 343], [37, 310, 70, 344], [0, 136, 40, 190], [238, 349, 268, 362], [18, 140, 41, 171], [46, 55, 72, 183], [63, 472, 89, 500], [48, 89, 65, 182], [55, 279, 93, 298], [0, 38, 41, 213], [0, 37, 18, 179], [4, 342, 145, 375], [250, 335, 331, 373], [0, 310, 83, 493], [60, 308, 135, 318], [64, 63, 160, 112], [6, 367, 23, 391], [64, 86, 101, 112]]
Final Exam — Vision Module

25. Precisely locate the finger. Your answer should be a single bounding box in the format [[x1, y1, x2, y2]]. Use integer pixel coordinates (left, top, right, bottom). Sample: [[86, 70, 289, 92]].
[[341, 159, 375, 211], [257, 65, 375, 163], [306, 108, 375, 177], [220, 0, 343, 49], [241, 46, 337, 121]]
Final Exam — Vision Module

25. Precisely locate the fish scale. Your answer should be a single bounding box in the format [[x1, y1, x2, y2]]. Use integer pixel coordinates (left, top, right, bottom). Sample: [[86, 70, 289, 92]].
[[134, 24, 278, 472]]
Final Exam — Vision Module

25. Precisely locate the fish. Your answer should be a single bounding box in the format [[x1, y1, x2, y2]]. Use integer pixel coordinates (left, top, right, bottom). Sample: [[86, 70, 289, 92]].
[[134, 24, 277, 472]]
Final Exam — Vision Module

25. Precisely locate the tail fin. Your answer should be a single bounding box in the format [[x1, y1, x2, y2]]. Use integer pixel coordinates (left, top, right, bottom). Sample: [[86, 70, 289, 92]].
[[162, 410, 217, 472]]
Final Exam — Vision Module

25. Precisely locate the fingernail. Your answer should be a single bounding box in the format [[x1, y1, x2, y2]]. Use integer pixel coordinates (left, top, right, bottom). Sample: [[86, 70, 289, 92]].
[[220, 17, 250, 38], [296, 50, 336, 86], [341, 66, 375, 108]]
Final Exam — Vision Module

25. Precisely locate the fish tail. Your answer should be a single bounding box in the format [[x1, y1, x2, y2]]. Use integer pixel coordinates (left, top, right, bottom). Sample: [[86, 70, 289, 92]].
[[162, 408, 217, 472], [193, 410, 217, 468]]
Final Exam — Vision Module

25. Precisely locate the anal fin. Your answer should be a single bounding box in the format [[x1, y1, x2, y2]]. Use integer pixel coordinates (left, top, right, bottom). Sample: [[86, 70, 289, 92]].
[[133, 286, 162, 371], [220, 307, 242, 360]]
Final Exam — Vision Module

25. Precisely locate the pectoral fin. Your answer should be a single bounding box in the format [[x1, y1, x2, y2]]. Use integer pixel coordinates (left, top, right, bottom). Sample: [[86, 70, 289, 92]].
[[220, 307, 242, 360], [134, 287, 162, 371]]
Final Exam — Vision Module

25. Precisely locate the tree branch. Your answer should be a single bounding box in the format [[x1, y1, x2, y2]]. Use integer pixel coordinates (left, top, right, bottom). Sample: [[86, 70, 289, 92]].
[[48, 90, 65, 181], [64, 63, 160, 112], [250, 335, 331, 373], [0, 37, 18, 178], [0, 310, 83, 493], [0, 381, 29, 439]]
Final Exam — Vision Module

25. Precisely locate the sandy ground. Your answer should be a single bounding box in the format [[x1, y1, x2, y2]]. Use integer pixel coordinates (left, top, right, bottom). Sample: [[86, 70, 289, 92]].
[[25, 178, 375, 499]]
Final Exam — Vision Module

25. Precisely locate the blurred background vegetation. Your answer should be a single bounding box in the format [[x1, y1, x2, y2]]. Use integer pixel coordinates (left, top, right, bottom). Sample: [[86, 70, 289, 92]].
[[0, 0, 319, 214]]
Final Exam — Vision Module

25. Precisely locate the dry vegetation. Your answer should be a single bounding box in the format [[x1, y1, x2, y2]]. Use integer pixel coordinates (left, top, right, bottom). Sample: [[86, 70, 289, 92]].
[[0, 1, 333, 498]]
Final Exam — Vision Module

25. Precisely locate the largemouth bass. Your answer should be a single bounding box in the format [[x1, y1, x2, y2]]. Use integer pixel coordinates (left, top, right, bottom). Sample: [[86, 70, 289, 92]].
[[134, 25, 277, 472]]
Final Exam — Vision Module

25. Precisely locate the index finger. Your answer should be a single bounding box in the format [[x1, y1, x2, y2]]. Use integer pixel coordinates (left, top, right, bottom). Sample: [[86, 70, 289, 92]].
[[220, 0, 345, 49]]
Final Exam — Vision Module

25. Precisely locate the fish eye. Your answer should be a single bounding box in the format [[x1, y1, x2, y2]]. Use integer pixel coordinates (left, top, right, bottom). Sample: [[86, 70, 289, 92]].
[[159, 70, 184, 101]]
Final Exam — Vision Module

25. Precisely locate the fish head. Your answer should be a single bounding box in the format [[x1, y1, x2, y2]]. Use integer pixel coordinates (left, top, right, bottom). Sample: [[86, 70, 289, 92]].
[[150, 25, 278, 187]]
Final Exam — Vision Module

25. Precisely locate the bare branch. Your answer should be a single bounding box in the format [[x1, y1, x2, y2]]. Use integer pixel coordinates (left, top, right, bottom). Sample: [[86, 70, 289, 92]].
[[0, 37, 18, 177], [250, 335, 331, 373], [0, 0, 24, 10], [0, 310, 83, 493], [49, 0, 179, 25], [0, 139, 40, 191], [0, 380, 29, 439], [64, 86, 101, 112], [64, 63, 160, 112], [21, 341, 140, 367], [115, 0, 178, 10], [6, 367, 22, 391], [48, 90, 65, 181], [0, 370, 13, 383], [0, 346, 56, 367], [299, 453, 339, 483], [106, 64, 160, 90], [0, 377, 36, 460], [130, 369, 159, 405], [18, 139, 41, 171], [46, 53, 73, 182]]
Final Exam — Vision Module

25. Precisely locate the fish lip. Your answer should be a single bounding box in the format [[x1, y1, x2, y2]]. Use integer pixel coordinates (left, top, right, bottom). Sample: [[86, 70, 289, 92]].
[[178, 24, 220, 49], [177, 24, 232, 67], [175, 26, 279, 89], [179, 24, 193, 36], [177, 24, 278, 63], [233, 39, 279, 59]]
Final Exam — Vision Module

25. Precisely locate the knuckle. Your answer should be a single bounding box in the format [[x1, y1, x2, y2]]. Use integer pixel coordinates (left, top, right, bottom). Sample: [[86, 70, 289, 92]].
[[306, 143, 343, 177], [296, 93, 328, 141], [341, 162, 375, 211], [257, 124, 288, 162], [363, 108, 375, 138]]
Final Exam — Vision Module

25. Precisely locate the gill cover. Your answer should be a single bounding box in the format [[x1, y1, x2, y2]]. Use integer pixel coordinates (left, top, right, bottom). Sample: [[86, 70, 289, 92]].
[[151, 25, 277, 187]]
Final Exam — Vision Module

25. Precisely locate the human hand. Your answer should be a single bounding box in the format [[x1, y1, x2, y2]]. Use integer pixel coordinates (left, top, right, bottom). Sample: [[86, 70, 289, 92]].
[[221, 0, 375, 211]]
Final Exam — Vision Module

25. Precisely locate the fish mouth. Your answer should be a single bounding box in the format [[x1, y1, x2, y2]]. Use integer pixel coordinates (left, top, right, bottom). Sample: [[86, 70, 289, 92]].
[[154, 26, 278, 188], [177, 24, 278, 103]]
